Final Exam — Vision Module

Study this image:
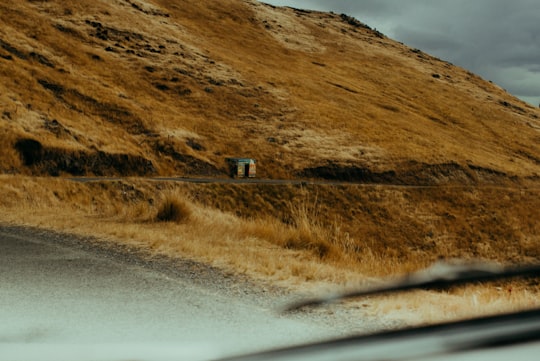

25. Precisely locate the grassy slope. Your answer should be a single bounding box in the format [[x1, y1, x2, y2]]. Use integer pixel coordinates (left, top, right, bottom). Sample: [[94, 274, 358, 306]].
[[1, 0, 540, 322], [1, 0, 539, 179]]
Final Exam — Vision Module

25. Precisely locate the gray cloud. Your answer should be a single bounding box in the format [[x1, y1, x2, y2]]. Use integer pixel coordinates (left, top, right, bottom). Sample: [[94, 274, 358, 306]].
[[392, 26, 462, 53], [263, 0, 540, 105]]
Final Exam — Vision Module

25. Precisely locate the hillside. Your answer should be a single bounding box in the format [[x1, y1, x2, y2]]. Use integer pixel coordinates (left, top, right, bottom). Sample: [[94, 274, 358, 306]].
[[2, 0, 540, 183]]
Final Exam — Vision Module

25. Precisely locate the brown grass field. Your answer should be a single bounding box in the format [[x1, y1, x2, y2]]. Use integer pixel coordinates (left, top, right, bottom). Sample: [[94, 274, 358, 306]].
[[1, 0, 540, 324], [1, 175, 539, 323]]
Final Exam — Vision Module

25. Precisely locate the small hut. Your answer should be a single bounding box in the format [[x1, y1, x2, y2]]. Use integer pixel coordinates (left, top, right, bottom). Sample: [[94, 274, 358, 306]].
[[226, 158, 257, 178]]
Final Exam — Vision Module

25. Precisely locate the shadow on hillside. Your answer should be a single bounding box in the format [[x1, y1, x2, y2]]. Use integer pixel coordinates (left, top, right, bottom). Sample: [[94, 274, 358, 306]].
[[14, 138, 155, 176], [300, 161, 515, 186]]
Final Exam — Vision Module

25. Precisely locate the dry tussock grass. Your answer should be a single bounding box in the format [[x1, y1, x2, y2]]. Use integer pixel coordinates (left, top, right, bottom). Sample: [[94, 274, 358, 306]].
[[250, 1, 325, 53], [155, 191, 193, 223], [1, 176, 540, 323], [1, 0, 540, 178], [0, 130, 23, 172], [368, 282, 540, 325]]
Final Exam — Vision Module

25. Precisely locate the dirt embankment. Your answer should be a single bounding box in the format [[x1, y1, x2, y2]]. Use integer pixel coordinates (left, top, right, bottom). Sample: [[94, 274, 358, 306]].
[[15, 138, 155, 176]]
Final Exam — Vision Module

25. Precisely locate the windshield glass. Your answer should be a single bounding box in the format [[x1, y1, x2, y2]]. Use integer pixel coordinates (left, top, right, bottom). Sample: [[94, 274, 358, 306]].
[[1, 0, 540, 360]]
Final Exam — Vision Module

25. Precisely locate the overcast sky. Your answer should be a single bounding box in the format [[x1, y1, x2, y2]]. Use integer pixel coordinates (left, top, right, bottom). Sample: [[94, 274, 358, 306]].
[[263, 0, 540, 106]]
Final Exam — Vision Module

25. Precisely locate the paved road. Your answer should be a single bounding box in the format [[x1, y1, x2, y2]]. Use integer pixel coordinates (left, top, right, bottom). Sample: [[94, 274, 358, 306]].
[[0, 227, 350, 361], [71, 176, 315, 185], [70, 176, 536, 190]]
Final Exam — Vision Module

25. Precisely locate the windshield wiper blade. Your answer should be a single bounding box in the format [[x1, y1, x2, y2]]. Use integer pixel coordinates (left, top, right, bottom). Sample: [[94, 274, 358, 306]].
[[220, 308, 540, 361], [284, 261, 540, 312]]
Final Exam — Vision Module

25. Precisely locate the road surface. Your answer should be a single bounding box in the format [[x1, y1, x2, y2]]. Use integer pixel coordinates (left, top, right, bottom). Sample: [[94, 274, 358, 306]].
[[71, 176, 317, 185], [70, 176, 537, 191], [0, 226, 359, 361]]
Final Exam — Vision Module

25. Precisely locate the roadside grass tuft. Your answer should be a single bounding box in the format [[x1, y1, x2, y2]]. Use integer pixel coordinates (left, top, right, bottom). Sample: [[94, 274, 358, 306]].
[[156, 191, 192, 223]]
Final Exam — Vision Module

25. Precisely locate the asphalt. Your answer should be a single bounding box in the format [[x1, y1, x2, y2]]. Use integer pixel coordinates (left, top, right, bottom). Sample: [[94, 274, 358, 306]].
[[71, 176, 315, 185], [0, 226, 354, 361], [69, 176, 537, 190]]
